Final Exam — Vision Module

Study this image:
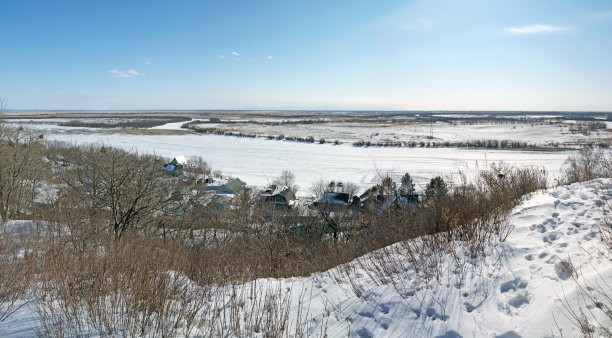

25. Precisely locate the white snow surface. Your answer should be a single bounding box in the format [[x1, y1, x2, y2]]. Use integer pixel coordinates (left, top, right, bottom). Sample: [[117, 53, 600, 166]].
[[36, 128, 571, 195], [240, 179, 611, 337], [1, 180, 611, 337], [2, 120, 586, 196]]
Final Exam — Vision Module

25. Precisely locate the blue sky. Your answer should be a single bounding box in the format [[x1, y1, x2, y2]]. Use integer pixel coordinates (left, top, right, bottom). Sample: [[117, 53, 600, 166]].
[[1, 0, 611, 111]]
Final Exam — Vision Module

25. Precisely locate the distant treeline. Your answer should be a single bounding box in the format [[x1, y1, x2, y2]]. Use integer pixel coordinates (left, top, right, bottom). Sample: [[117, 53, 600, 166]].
[[197, 118, 328, 126], [191, 115, 610, 129], [183, 123, 593, 150], [352, 139, 566, 150], [59, 116, 191, 129]]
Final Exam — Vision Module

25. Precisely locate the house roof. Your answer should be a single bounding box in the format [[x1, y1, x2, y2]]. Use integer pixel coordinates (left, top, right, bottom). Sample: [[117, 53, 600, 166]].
[[163, 163, 178, 172], [173, 156, 187, 165], [219, 178, 246, 194], [317, 191, 350, 204], [276, 187, 295, 201], [259, 185, 296, 204]]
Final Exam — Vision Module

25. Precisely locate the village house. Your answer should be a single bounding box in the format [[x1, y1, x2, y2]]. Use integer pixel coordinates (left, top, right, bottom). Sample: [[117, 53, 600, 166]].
[[256, 185, 296, 207], [360, 187, 419, 214], [216, 178, 246, 194], [162, 156, 187, 176]]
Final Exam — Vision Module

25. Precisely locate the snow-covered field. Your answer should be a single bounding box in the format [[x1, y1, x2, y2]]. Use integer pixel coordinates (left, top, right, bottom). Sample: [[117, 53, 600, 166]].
[[186, 120, 609, 146], [1, 180, 610, 337], [5, 120, 575, 195]]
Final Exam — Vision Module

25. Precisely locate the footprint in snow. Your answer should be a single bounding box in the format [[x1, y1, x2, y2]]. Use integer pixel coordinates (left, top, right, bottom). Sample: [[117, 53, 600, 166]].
[[508, 292, 529, 308], [355, 328, 373, 338], [500, 278, 528, 293], [378, 303, 390, 314], [554, 260, 575, 280], [545, 255, 558, 264], [582, 231, 598, 241], [434, 330, 462, 338], [496, 331, 522, 338], [358, 310, 374, 318], [543, 231, 562, 243], [536, 224, 547, 233]]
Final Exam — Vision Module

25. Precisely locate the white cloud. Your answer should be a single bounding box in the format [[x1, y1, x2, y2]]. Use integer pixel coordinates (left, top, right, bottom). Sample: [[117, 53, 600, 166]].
[[110, 69, 146, 78], [267, 55, 273, 60], [145, 58, 153, 66], [218, 54, 225, 59], [230, 51, 241, 61], [508, 24, 568, 34]]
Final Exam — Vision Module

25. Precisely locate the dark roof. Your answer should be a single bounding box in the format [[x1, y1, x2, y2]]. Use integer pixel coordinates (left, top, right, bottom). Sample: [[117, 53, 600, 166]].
[[259, 185, 296, 205], [313, 192, 350, 206]]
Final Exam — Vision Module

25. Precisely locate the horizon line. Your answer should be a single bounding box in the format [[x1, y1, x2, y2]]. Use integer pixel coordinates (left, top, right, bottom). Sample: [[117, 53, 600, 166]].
[[4, 109, 612, 114]]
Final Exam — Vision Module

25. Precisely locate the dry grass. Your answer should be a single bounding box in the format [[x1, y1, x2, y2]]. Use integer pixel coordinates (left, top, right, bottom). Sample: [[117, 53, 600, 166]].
[[342, 163, 547, 321], [0, 231, 35, 321]]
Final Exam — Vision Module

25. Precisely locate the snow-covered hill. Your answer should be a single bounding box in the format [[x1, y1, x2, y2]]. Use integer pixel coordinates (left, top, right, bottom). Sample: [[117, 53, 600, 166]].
[[237, 179, 612, 337], [1, 180, 611, 337]]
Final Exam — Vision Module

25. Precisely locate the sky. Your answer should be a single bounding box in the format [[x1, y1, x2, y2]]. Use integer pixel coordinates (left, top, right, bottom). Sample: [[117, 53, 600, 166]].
[[0, 0, 611, 111]]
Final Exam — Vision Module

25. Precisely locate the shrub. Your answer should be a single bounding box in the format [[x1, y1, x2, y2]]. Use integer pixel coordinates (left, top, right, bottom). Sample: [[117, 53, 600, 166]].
[[562, 146, 611, 184]]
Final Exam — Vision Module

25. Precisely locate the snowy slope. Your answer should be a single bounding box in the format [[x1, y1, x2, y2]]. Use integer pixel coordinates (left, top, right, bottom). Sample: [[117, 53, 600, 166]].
[[215, 179, 612, 337], [293, 179, 611, 337], [1, 180, 610, 337]]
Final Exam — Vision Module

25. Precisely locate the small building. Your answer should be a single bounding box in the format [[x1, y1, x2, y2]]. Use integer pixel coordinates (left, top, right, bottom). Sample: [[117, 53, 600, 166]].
[[196, 177, 215, 185], [216, 178, 246, 194], [257, 185, 296, 207], [163, 156, 188, 176], [206, 194, 235, 215], [360, 188, 419, 214], [311, 191, 352, 210]]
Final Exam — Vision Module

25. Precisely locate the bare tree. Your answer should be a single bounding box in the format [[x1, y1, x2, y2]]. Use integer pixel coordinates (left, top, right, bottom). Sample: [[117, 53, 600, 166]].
[[187, 156, 211, 176], [0, 97, 6, 119], [310, 180, 358, 243], [62, 145, 172, 240], [272, 169, 298, 194], [0, 127, 47, 222]]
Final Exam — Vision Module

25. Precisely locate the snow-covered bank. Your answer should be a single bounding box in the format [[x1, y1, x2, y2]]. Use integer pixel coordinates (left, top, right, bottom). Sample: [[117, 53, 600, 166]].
[[1, 180, 610, 337], [212, 179, 612, 337], [291, 179, 612, 337]]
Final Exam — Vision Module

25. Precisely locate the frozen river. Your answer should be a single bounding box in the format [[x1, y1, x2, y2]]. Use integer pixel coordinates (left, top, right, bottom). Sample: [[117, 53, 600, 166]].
[[28, 128, 571, 195]]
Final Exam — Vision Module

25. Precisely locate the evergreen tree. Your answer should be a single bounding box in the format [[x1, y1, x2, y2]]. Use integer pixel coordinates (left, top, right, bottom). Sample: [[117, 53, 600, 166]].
[[424, 176, 447, 201], [400, 173, 416, 195]]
